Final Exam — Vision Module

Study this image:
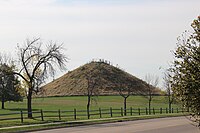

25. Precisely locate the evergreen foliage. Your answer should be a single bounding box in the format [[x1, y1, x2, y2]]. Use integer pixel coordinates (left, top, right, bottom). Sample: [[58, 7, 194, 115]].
[[0, 64, 22, 109]]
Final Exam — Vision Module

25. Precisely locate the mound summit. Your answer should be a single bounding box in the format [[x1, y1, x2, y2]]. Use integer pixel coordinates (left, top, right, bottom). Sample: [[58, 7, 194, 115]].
[[40, 61, 149, 96]]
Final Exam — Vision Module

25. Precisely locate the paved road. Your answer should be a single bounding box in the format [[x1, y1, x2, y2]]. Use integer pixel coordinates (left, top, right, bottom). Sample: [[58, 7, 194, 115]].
[[30, 117, 199, 133]]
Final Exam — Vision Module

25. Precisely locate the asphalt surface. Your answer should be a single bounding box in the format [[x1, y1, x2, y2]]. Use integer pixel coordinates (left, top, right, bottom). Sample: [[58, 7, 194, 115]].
[[30, 117, 200, 133]]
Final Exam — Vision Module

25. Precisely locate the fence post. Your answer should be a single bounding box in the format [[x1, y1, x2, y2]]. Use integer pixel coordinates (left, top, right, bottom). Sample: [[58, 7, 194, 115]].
[[166, 108, 168, 114], [172, 108, 174, 113], [20, 110, 23, 123], [146, 107, 148, 115], [138, 108, 140, 115], [110, 107, 113, 117], [40, 109, 44, 121], [121, 107, 123, 116], [130, 107, 133, 116], [177, 108, 179, 113], [74, 109, 76, 120], [99, 108, 102, 118], [58, 109, 61, 120], [153, 108, 155, 115]]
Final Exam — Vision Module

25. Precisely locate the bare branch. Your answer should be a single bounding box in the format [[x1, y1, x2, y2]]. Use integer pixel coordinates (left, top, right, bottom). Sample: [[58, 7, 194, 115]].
[[14, 38, 68, 118]]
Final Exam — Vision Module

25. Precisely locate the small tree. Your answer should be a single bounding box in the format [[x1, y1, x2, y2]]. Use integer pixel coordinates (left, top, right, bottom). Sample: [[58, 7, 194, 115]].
[[114, 74, 145, 116], [0, 55, 22, 109], [85, 73, 99, 119], [144, 74, 159, 115], [117, 83, 133, 116], [170, 16, 200, 126], [84, 64, 102, 119], [15, 38, 67, 118], [163, 71, 174, 113]]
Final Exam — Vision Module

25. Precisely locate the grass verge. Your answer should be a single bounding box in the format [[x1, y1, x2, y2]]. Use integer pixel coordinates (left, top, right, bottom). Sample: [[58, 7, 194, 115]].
[[0, 113, 188, 133]]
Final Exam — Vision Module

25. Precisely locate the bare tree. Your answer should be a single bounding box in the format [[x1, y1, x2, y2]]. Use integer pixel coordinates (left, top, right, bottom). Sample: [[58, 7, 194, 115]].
[[14, 38, 67, 118], [117, 84, 132, 116], [85, 73, 99, 119], [84, 64, 102, 119], [118, 82, 144, 116], [144, 74, 159, 115], [163, 71, 174, 113]]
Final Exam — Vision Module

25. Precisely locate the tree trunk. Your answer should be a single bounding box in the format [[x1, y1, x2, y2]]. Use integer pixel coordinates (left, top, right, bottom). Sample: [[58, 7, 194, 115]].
[[124, 97, 127, 116], [168, 96, 171, 113], [169, 102, 172, 113], [149, 98, 151, 115], [87, 95, 91, 119], [27, 90, 32, 118], [1, 95, 5, 109]]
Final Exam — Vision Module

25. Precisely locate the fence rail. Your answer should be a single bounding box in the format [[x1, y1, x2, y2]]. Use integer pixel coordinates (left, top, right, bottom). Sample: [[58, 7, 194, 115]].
[[0, 107, 188, 123]]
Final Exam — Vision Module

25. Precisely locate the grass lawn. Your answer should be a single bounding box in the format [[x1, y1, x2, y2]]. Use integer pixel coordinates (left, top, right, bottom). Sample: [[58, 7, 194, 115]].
[[0, 113, 189, 133], [0, 95, 180, 113], [0, 95, 182, 128]]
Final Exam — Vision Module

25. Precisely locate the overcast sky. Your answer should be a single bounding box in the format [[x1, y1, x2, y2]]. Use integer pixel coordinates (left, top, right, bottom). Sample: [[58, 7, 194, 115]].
[[0, 0, 199, 88]]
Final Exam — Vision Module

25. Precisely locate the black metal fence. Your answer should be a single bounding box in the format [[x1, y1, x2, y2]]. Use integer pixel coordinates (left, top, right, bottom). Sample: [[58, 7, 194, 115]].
[[0, 107, 187, 123]]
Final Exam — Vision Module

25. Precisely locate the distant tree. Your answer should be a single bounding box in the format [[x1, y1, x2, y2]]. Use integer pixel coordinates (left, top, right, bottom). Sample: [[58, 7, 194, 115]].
[[143, 74, 159, 115], [113, 72, 145, 116], [14, 38, 68, 118], [117, 83, 133, 116], [170, 16, 200, 126], [84, 64, 102, 119], [0, 55, 22, 109], [163, 71, 174, 113], [85, 73, 99, 119]]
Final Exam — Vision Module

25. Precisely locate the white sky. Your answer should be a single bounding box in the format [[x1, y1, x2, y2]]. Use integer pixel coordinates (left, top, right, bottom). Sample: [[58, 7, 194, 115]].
[[0, 0, 199, 88]]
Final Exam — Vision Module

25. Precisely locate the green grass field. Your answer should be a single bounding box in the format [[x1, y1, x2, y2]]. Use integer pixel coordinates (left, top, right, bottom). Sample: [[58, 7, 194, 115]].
[[0, 95, 182, 128], [0, 95, 180, 113], [0, 96, 180, 114]]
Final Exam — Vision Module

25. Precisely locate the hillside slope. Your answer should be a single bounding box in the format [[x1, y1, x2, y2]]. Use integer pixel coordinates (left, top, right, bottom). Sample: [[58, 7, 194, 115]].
[[40, 61, 149, 96]]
